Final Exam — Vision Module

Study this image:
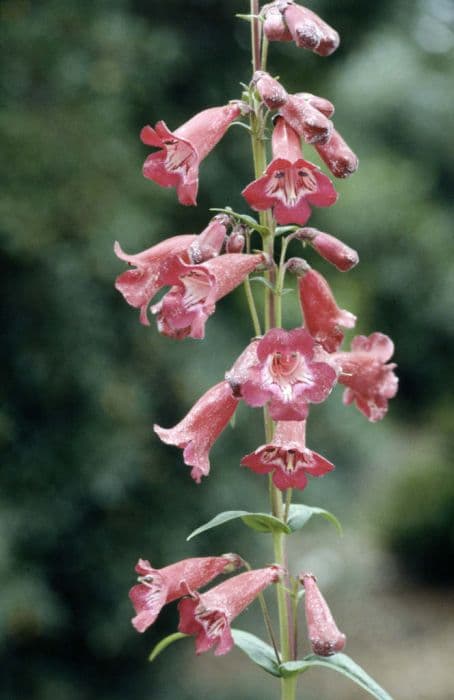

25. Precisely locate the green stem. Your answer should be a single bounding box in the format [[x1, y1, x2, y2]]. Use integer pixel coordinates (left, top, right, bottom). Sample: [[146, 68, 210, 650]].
[[249, 6, 297, 700]]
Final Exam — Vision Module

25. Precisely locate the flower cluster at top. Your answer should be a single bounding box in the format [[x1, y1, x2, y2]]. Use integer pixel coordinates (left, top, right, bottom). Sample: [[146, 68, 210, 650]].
[[116, 0, 399, 661]]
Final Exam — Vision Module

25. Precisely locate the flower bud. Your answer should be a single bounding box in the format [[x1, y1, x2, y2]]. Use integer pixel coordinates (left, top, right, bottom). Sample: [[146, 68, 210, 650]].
[[300, 573, 346, 656], [253, 71, 288, 110], [282, 3, 340, 56], [261, 2, 292, 42], [226, 226, 246, 254], [315, 129, 359, 179], [297, 227, 359, 271], [285, 256, 311, 276], [294, 92, 335, 118]]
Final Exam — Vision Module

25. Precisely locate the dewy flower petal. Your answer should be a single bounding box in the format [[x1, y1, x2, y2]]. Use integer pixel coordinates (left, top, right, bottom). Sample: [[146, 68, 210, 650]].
[[141, 103, 241, 205], [114, 217, 228, 325], [300, 573, 346, 656], [240, 328, 337, 421], [178, 566, 284, 656], [242, 117, 337, 227], [261, 2, 293, 42], [298, 227, 359, 272], [282, 3, 340, 56], [333, 333, 398, 422], [315, 127, 359, 178], [253, 71, 288, 110], [280, 94, 333, 145], [151, 253, 264, 340], [130, 554, 243, 633], [242, 420, 334, 491], [154, 381, 239, 482], [298, 270, 356, 353]]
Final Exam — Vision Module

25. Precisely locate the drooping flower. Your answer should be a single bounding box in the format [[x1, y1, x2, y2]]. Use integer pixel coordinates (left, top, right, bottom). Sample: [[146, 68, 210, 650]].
[[114, 216, 228, 325], [333, 333, 398, 422], [279, 93, 333, 144], [281, 2, 340, 56], [242, 117, 337, 226], [298, 269, 356, 353], [225, 338, 260, 398], [154, 380, 239, 482], [242, 420, 334, 490], [178, 566, 285, 656], [300, 573, 346, 656], [297, 227, 359, 272], [141, 103, 242, 205], [315, 127, 359, 178], [130, 554, 244, 633], [151, 253, 264, 340], [240, 328, 338, 421]]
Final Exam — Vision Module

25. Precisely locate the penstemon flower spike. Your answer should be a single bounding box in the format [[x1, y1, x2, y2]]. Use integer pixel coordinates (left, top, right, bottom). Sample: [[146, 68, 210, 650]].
[[116, 3, 398, 700]]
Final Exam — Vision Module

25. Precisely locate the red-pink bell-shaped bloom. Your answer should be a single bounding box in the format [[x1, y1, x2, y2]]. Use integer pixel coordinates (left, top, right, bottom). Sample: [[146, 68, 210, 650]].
[[282, 3, 340, 56], [130, 554, 243, 633], [279, 94, 333, 145], [315, 128, 359, 178], [298, 270, 356, 353], [334, 333, 398, 422], [141, 103, 241, 205], [114, 216, 227, 325], [242, 420, 334, 490], [151, 253, 264, 340], [154, 380, 239, 482], [240, 328, 337, 421], [297, 227, 359, 271], [300, 573, 346, 656], [242, 117, 337, 227], [178, 565, 285, 656]]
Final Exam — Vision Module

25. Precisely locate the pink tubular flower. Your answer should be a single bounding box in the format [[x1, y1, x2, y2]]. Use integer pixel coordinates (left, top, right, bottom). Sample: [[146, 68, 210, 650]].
[[280, 94, 333, 145], [298, 270, 356, 353], [315, 128, 359, 179], [151, 253, 264, 340], [130, 554, 243, 633], [297, 227, 359, 272], [334, 333, 398, 422], [141, 103, 241, 205], [225, 339, 260, 397], [242, 420, 334, 490], [178, 565, 285, 655], [242, 117, 337, 227], [240, 328, 337, 421], [282, 3, 340, 56], [154, 381, 239, 482], [300, 573, 346, 656], [114, 216, 227, 325]]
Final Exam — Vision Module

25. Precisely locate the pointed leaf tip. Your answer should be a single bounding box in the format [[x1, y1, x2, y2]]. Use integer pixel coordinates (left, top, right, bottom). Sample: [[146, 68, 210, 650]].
[[187, 510, 290, 540]]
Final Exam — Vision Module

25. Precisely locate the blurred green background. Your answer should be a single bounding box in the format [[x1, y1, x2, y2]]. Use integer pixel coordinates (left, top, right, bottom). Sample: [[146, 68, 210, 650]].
[[1, 0, 454, 698]]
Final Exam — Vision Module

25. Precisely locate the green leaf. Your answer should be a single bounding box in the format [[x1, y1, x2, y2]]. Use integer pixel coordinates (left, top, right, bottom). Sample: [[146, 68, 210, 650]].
[[232, 629, 281, 677], [249, 276, 277, 292], [187, 510, 290, 541], [275, 225, 299, 236], [148, 632, 188, 663], [287, 504, 342, 535], [280, 653, 393, 700]]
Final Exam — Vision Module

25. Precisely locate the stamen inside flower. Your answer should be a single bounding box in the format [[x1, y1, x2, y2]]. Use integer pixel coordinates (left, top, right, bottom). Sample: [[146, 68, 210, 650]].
[[266, 166, 318, 206], [181, 270, 212, 308], [267, 351, 314, 401], [197, 607, 227, 639], [164, 139, 195, 173]]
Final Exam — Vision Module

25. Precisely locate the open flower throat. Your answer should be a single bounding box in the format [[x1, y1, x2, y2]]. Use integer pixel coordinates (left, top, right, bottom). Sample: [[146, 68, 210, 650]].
[[266, 163, 318, 206]]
